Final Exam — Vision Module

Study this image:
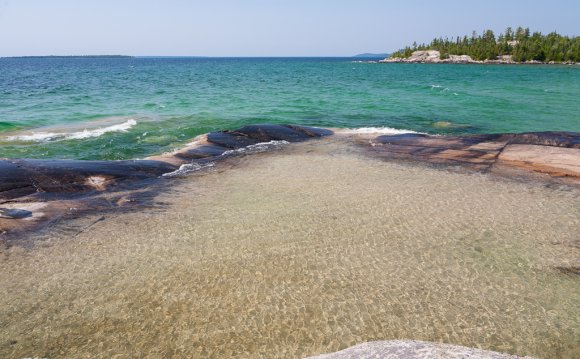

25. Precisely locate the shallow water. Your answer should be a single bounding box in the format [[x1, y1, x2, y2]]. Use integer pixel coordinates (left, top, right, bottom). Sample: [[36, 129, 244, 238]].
[[0, 139, 579, 358]]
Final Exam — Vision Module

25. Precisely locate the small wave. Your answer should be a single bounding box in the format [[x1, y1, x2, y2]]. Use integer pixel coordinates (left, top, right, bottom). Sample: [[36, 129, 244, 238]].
[[6, 119, 137, 142], [162, 140, 289, 178], [340, 127, 422, 135], [221, 140, 290, 156], [162, 162, 215, 178]]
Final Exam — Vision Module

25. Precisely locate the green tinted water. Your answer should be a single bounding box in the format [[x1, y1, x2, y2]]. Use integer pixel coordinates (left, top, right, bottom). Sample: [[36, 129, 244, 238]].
[[0, 58, 578, 160]]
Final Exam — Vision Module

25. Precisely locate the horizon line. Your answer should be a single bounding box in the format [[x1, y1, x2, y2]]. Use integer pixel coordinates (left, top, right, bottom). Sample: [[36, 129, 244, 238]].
[[0, 54, 391, 59]]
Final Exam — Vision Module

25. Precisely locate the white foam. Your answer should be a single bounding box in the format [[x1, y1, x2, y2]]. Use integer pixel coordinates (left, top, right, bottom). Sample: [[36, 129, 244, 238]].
[[340, 127, 422, 135], [8, 132, 62, 141], [6, 119, 137, 142], [162, 162, 216, 178], [221, 140, 290, 156]]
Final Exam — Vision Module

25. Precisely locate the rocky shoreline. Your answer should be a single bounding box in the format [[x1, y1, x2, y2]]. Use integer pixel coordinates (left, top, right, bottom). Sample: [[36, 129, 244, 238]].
[[1, 124, 579, 239], [377, 50, 578, 65]]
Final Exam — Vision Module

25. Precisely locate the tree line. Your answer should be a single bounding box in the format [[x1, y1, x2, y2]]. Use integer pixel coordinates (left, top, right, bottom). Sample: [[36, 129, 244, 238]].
[[391, 27, 579, 62]]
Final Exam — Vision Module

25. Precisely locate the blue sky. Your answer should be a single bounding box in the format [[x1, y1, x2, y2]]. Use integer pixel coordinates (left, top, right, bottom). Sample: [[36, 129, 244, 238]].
[[0, 0, 578, 56]]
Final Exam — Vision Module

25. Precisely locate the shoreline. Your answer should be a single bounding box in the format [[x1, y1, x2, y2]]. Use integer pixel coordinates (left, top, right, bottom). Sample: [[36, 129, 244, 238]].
[[362, 59, 580, 65], [377, 58, 578, 65], [369, 50, 578, 65], [1, 124, 579, 240]]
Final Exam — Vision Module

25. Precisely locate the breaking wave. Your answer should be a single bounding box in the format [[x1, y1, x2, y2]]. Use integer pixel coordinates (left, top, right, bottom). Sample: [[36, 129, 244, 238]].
[[5, 119, 137, 142], [162, 162, 216, 178], [221, 140, 290, 156], [340, 127, 423, 135], [162, 140, 290, 177]]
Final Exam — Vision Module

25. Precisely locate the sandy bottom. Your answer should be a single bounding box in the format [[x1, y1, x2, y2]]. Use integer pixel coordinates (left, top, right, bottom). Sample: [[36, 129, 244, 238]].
[[1, 139, 578, 358]]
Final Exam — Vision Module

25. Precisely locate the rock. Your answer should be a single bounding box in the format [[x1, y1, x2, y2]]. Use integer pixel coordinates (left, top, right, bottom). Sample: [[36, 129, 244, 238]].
[[175, 145, 229, 160], [207, 124, 332, 149], [306, 340, 533, 359], [368, 131, 580, 179], [498, 144, 580, 177], [0, 159, 178, 200], [0, 208, 33, 219], [0, 160, 36, 199], [409, 50, 441, 63], [236, 124, 312, 142], [507, 132, 579, 148], [449, 54, 475, 63], [379, 49, 575, 65]]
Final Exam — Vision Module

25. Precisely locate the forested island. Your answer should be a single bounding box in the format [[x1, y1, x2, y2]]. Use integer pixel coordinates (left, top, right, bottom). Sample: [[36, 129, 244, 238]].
[[385, 27, 579, 64]]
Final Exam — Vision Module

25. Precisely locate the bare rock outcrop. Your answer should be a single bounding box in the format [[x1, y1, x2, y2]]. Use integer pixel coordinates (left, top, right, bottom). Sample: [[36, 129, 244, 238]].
[[307, 340, 533, 359]]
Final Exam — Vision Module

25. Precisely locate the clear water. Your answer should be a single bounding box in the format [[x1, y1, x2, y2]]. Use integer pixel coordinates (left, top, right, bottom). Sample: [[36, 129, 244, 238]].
[[0, 57, 579, 160], [1, 140, 578, 358]]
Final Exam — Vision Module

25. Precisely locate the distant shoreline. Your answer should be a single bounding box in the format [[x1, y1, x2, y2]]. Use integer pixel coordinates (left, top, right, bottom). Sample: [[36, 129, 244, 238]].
[[362, 50, 578, 65], [2, 55, 134, 59]]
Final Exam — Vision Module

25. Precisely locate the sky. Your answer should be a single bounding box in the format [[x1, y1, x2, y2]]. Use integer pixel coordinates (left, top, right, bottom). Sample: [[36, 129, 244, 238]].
[[0, 0, 578, 57]]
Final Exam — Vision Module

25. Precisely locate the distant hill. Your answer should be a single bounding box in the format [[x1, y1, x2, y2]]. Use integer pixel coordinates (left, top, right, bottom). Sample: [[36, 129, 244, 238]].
[[353, 53, 389, 58]]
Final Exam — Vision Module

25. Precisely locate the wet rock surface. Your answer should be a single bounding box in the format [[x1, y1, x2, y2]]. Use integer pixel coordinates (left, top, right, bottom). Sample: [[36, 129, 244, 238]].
[[0, 208, 32, 219], [207, 124, 332, 149], [307, 341, 534, 359], [0, 159, 178, 201], [367, 131, 580, 179]]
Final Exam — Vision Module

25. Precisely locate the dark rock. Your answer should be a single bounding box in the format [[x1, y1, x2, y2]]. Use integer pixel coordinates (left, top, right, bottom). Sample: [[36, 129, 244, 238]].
[[174, 145, 229, 160], [0, 160, 36, 199], [0, 208, 33, 219], [207, 124, 333, 149], [206, 131, 261, 149], [236, 124, 312, 142], [507, 132, 580, 148], [286, 125, 334, 138], [0, 159, 177, 198]]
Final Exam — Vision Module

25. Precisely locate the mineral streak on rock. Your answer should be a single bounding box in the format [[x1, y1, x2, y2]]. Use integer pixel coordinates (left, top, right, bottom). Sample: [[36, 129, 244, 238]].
[[307, 340, 534, 359], [367, 131, 580, 180]]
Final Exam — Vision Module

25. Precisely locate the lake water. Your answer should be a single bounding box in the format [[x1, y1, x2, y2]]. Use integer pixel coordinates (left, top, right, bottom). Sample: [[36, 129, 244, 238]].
[[0, 57, 578, 160]]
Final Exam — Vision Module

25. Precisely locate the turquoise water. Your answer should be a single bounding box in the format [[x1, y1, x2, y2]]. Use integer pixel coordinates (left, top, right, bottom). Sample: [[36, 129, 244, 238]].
[[0, 57, 578, 160]]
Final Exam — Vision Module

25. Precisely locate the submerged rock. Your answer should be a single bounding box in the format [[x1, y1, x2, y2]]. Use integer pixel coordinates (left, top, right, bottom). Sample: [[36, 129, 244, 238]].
[[307, 340, 533, 359], [0, 208, 32, 219]]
